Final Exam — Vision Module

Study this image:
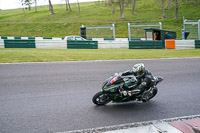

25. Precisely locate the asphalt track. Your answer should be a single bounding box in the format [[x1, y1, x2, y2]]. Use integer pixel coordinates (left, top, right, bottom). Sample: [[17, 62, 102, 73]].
[[0, 58, 200, 133]]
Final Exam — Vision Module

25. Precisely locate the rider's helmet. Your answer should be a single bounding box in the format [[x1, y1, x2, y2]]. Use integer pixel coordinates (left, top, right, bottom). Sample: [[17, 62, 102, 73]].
[[132, 63, 145, 78]]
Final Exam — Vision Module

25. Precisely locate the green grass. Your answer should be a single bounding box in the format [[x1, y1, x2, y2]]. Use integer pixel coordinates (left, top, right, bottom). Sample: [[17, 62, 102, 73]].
[[0, 0, 200, 38], [0, 49, 199, 63]]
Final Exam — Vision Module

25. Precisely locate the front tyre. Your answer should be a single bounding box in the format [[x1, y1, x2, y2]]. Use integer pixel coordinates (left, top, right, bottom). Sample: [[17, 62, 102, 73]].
[[148, 87, 158, 100], [141, 87, 158, 102], [92, 91, 110, 105]]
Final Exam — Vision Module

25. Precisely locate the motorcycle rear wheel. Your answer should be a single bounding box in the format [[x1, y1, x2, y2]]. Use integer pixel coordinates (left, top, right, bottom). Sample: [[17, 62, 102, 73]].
[[92, 91, 110, 105]]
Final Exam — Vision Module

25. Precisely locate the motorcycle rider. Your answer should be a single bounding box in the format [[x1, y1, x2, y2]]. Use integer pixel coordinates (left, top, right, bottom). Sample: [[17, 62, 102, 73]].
[[119, 63, 154, 102]]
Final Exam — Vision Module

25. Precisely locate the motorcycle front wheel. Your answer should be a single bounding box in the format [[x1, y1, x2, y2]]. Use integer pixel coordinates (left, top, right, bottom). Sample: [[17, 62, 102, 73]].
[[141, 87, 158, 102], [148, 87, 158, 100], [92, 91, 110, 105]]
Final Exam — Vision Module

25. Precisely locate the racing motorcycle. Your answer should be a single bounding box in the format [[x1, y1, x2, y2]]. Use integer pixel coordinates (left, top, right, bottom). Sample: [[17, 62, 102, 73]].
[[92, 73, 163, 105]]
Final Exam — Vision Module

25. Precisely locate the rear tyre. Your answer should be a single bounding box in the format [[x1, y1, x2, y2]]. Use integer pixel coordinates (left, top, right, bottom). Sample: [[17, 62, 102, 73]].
[[92, 91, 110, 105]]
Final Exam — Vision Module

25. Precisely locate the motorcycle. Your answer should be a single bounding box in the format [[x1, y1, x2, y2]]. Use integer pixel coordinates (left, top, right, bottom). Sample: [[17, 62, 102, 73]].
[[92, 73, 163, 105]]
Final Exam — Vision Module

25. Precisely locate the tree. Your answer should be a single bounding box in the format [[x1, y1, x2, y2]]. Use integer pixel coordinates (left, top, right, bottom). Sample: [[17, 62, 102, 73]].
[[110, 0, 115, 14], [77, 0, 80, 17], [175, 0, 179, 19], [49, 0, 54, 15], [106, 0, 132, 18], [21, 0, 33, 10], [161, 0, 165, 19], [65, 0, 69, 11], [119, 0, 125, 18], [132, 0, 136, 15], [168, 0, 171, 9], [105, 0, 116, 15], [34, 0, 37, 12], [66, 0, 72, 12], [20, 0, 26, 16]]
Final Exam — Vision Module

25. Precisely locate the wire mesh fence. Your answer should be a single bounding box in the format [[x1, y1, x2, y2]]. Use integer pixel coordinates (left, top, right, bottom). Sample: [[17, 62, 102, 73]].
[[86, 24, 115, 39], [184, 19, 200, 39], [128, 22, 162, 40]]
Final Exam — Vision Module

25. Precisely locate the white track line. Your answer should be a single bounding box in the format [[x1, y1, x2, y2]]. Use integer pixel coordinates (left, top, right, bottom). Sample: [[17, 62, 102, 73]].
[[0, 57, 200, 65]]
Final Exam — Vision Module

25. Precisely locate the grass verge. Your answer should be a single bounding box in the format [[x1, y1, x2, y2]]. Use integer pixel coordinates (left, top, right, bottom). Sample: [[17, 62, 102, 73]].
[[0, 49, 200, 63], [0, 1, 200, 38]]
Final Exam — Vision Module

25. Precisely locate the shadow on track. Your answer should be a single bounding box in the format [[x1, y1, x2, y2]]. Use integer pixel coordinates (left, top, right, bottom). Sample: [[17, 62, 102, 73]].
[[92, 100, 163, 115]]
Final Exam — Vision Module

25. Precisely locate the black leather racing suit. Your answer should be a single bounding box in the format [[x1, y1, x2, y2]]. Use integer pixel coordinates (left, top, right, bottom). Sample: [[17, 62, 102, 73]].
[[121, 70, 154, 95]]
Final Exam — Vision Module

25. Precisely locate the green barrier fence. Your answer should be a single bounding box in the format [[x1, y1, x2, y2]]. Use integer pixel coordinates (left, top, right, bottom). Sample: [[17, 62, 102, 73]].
[[28, 37, 35, 40], [86, 38, 93, 41], [104, 38, 115, 40], [195, 40, 200, 48], [14, 37, 21, 40], [1, 36, 36, 40], [67, 40, 98, 49], [1, 36, 7, 39], [129, 40, 164, 49], [130, 38, 141, 40], [43, 37, 53, 39], [4, 39, 35, 48]]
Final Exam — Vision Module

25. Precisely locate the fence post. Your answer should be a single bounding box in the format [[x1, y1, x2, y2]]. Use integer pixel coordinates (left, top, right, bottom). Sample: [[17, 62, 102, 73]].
[[112, 24, 115, 40], [159, 22, 162, 29], [128, 23, 131, 41], [183, 19, 186, 32], [198, 19, 200, 39]]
